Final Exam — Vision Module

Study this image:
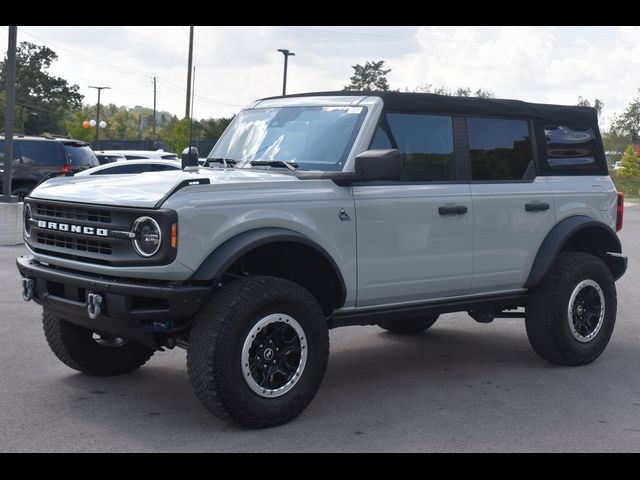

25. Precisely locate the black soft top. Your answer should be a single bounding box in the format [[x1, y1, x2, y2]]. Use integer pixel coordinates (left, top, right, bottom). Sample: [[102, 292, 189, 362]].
[[264, 91, 597, 124]]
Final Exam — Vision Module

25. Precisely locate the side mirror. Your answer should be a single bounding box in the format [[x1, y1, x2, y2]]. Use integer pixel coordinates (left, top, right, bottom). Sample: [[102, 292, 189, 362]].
[[181, 147, 199, 169], [354, 149, 402, 182]]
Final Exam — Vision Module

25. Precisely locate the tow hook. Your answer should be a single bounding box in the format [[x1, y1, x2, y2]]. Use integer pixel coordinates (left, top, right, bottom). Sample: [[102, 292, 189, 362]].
[[87, 293, 103, 320], [22, 278, 34, 302]]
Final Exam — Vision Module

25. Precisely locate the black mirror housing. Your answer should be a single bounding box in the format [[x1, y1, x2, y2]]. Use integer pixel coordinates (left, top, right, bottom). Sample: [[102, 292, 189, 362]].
[[354, 149, 402, 182], [182, 147, 199, 169]]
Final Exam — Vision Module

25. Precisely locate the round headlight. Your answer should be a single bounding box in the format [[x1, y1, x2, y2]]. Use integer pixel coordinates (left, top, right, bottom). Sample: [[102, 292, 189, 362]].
[[132, 216, 161, 257], [23, 203, 32, 238]]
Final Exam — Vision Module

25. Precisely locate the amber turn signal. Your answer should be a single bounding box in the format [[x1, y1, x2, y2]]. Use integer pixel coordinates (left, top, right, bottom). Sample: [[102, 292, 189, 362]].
[[170, 223, 178, 248]]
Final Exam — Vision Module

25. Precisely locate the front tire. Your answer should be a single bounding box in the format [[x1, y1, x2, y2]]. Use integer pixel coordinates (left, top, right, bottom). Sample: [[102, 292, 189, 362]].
[[187, 276, 329, 429], [379, 314, 439, 334], [525, 252, 616, 366], [42, 310, 155, 376]]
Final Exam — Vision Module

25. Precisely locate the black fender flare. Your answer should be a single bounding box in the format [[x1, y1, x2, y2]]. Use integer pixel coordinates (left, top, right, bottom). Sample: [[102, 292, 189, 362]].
[[524, 215, 624, 288], [190, 227, 347, 306]]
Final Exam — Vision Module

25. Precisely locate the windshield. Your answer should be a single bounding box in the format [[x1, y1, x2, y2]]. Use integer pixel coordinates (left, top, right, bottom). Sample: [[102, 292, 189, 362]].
[[209, 106, 367, 171]]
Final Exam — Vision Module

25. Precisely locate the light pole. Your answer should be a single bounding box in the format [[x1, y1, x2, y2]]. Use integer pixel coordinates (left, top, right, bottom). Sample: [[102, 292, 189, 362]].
[[89, 85, 110, 150], [277, 49, 295, 96]]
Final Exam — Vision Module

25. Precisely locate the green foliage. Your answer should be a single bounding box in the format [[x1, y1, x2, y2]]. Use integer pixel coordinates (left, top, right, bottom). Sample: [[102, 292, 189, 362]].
[[344, 60, 391, 91], [160, 117, 192, 155], [612, 174, 640, 198], [617, 145, 640, 178], [576, 96, 603, 118], [0, 42, 83, 135], [612, 90, 640, 144], [414, 83, 495, 98]]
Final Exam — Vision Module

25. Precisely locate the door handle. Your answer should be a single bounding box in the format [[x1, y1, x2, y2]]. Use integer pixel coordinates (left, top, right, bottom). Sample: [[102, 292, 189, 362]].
[[438, 205, 468, 215], [525, 202, 550, 212]]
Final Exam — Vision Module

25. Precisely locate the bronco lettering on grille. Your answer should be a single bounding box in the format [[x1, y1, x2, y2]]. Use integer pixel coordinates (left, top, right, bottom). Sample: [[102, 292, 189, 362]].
[[36, 220, 108, 237]]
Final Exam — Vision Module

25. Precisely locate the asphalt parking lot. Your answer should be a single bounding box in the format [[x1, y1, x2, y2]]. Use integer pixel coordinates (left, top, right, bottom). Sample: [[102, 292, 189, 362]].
[[1, 207, 639, 452]]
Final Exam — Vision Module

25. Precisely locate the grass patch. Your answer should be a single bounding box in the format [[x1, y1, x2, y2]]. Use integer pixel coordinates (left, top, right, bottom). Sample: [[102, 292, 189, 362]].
[[612, 174, 640, 198]]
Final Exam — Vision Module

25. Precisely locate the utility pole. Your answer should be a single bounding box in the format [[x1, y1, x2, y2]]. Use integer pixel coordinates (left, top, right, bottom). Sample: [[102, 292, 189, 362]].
[[88, 85, 110, 150], [138, 114, 143, 141], [152, 75, 157, 139], [185, 26, 194, 118], [1, 25, 18, 203], [277, 49, 295, 96]]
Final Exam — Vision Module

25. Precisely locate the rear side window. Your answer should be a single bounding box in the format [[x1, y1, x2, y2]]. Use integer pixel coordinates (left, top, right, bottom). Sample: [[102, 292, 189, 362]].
[[467, 117, 534, 181], [150, 163, 180, 172], [160, 154, 179, 160], [371, 113, 454, 182], [19, 140, 62, 166], [545, 125, 597, 168], [92, 163, 152, 175], [63, 145, 99, 167], [124, 155, 148, 160]]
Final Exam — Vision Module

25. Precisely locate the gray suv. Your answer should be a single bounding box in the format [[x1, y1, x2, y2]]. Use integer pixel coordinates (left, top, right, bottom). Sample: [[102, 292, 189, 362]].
[[17, 92, 627, 428]]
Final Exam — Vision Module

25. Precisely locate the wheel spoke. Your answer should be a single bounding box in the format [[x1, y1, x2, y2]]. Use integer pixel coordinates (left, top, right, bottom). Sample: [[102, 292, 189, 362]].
[[241, 314, 307, 398]]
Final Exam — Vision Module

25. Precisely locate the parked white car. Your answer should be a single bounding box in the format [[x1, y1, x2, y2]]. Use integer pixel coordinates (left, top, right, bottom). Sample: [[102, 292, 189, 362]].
[[614, 161, 623, 171], [75, 159, 181, 176], [95, 149, 179, 161]]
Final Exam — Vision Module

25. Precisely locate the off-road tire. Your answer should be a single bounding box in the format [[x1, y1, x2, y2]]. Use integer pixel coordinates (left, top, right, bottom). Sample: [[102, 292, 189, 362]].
[[42, 309, 155, 376], [525, 252, 616, 366], [379, 314, 440, 334], [187, 275, 329, 429]]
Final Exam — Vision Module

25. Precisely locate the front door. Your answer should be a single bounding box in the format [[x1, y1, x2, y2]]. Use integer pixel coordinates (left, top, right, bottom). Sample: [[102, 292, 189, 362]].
[[354, 112, 473, 307]]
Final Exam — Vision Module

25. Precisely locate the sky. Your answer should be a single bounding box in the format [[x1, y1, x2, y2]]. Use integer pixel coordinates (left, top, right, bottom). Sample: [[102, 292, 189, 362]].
[[2, 26, 639, 128]]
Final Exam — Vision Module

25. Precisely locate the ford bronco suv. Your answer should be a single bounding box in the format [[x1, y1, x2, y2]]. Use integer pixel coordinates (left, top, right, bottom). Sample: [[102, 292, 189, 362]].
[[17, 92, 627, 428]]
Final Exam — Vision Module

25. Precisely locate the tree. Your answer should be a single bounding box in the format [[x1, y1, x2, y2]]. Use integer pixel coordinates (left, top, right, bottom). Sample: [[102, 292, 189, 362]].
[[0, 42, 83, 135], [414, 83, 495, 98], [617, 145, 640, 178], [160, 117, 191, 155], [577, 96, 604, 118], [344, 60, 390, 91], [612, 90, 640, 144]]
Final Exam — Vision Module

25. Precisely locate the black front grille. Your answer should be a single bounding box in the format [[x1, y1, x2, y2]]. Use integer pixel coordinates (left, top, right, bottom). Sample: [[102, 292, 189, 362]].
[[35, 232, 113, 255], [35, 203, 112, 224], [25, 199, 177, 267]]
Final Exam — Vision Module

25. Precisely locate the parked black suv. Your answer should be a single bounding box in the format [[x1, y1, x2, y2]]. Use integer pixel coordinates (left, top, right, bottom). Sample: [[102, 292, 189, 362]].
[[0, 135, 99, 200]]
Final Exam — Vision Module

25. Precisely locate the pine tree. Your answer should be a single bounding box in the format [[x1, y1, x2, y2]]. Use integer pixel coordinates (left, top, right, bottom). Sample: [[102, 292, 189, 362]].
[[618, 145, 640, 178]]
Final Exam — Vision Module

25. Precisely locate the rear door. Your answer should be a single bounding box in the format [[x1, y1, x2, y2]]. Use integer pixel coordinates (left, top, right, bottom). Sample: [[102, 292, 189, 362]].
[[353, 112, 473, 307], [467, 117, 556, 292]]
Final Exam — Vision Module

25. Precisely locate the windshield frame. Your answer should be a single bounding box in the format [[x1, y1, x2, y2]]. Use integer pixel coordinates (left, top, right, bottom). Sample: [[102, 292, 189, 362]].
[[208, 105, 368, 172]]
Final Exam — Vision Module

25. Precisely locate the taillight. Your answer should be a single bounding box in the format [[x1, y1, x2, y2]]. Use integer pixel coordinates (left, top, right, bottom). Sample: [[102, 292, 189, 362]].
[[61, 164, 72, 174], [616, 192, 624, 232]]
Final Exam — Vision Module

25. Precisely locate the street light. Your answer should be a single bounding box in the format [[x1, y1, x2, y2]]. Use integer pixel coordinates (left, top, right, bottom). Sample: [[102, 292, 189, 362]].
[[88, 85, 110, 150], [277, 49, 295, 96]]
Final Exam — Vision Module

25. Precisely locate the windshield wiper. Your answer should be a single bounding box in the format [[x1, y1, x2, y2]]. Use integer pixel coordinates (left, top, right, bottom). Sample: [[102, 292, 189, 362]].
[[205, 158, 237, 168], [249, 160, 299, 171]]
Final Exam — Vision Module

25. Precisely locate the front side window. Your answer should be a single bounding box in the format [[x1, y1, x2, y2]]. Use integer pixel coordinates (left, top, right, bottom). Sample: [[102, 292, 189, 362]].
[[467, 117, 533, 181], [545, 125, 597, 168], [209, 106, 367, 171], [371, 113, 454, 182]]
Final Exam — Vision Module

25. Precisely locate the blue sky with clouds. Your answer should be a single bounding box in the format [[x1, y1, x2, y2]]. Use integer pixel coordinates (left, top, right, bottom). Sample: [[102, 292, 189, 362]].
[[2, 26, 638, 127]]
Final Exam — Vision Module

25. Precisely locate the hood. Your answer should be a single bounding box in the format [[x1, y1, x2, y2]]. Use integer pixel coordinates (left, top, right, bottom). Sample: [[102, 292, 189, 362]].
[[29, 168, 299, 208]]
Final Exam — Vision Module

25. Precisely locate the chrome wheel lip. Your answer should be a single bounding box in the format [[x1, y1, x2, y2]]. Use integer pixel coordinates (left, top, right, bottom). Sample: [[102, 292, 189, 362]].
[[241, 313, 307, 398], [567, 279, 605, 343]]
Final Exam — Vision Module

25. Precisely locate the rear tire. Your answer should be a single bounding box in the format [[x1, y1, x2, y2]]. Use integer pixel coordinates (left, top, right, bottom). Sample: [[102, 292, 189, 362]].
[[42, 309, 155, 376], [525, 252, 616, 366], [379, 314, 439, 334], [187, 276, 329, 429]]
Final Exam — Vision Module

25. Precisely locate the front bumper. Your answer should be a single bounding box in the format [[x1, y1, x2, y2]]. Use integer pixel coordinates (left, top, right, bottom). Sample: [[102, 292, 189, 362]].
[[17, 255, 210, 348]]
